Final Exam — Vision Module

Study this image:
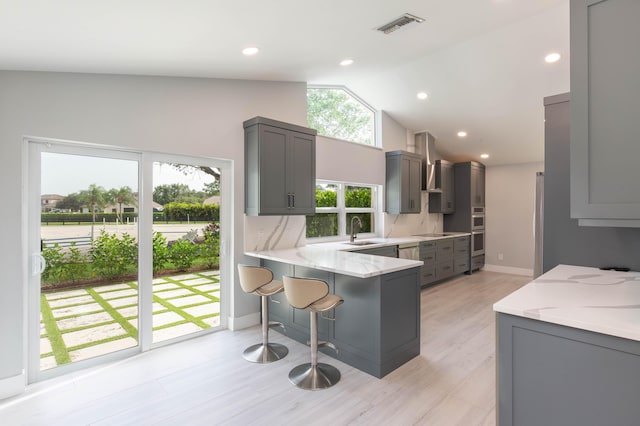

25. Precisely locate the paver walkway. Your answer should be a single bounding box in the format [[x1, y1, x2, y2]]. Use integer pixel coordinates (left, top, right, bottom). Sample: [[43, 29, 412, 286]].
[[40, 270, 220, 370]]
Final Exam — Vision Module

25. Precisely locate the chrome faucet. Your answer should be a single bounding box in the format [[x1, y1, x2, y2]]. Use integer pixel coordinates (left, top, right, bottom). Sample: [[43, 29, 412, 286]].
[[350, 216, 362, 242]]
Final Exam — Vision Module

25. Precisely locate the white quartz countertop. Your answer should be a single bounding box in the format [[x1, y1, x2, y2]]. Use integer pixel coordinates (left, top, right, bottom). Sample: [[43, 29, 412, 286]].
[[245, 237, 424, 278], [493, 264, 640, 342]]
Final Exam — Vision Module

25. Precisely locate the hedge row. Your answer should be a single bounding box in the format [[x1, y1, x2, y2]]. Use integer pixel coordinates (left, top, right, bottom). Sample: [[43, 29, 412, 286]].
[[41, 203, 220, 224]]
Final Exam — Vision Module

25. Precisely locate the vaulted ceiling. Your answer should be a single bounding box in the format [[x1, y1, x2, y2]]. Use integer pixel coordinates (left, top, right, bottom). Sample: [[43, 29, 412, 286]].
[[0, 0, 570, 165]]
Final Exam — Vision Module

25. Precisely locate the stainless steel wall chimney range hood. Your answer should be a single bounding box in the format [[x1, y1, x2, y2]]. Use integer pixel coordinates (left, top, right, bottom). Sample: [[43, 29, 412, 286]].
[[415, 132, 440, 192]]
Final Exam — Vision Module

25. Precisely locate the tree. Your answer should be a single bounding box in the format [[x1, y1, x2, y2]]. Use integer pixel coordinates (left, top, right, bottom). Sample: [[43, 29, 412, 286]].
[[77, 184, 108, 240], [109, 186, 136, 222], [307, 88, 374, 145], [204, 180, 220, 196], [153, 183, 194, 205], [56, 192, 82, 212]]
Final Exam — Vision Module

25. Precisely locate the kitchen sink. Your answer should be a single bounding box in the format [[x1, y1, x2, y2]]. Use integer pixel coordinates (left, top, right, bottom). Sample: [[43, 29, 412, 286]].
[[344, 240, 377, 246]]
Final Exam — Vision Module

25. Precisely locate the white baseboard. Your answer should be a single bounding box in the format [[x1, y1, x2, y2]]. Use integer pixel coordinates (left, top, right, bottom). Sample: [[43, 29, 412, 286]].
[[227, 312, 260, 331], [483, 264, 533, 277], [0, 372, 25, 400]]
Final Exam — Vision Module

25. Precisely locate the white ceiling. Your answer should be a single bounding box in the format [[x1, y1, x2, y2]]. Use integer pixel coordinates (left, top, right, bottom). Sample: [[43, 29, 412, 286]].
[[0, 0, 570, 165]]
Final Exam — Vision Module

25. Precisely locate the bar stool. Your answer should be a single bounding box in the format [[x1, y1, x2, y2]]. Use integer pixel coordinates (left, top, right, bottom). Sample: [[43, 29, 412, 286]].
[[237, 264, 288, 363], [282, 276, 344, 390]]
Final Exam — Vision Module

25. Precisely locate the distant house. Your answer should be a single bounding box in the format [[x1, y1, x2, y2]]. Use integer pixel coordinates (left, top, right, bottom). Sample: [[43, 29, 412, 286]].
[[40, 194, 64, 212], [103, 193, 164, 214], [203, 195, 220, 205]]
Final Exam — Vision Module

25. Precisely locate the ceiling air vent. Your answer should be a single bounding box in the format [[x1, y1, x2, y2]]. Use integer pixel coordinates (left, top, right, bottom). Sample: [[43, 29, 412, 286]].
[[376, 13, 425, 35]]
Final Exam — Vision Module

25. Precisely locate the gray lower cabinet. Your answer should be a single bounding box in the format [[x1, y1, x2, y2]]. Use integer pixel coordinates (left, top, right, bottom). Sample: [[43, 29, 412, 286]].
[[244, 116, 316, 216], [570, 0, 640, 225], [385, 150, 422, 214], [419, 241, 436, 286], [263, 259, 421, 378], [352, 245, 398, 258], [497, 313, 640, 426], [420, 236, 470, 287]]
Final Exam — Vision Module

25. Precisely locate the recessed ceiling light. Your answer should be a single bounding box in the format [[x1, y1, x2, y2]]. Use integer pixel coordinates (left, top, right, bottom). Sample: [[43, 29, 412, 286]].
[[417, 92, 428, 100], [340, 59, 354, 66], [545, 52, 561, 63], [480, 154, 490, 159], [457, 131, 467, 137], [242, 47, 259, 56]]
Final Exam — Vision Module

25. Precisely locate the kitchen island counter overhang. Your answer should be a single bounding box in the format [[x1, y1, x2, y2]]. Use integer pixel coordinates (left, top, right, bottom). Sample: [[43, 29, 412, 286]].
[[245, 242, 423, 378]]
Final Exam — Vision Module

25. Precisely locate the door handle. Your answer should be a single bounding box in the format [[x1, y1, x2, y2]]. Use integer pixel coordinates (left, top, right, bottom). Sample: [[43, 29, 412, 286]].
[[291, 193, 295, 208], [287, 193, 292, 208], [32, 253, 46, 276]]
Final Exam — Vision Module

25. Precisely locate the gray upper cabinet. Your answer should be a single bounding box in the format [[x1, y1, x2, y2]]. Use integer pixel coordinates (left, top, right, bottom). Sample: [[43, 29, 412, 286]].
[[570, 0, 640, 226], [429, 160, 455, 214], [244, 117, 316, 216], [385, 150, 422, 214], [470, 163, 485, 208]]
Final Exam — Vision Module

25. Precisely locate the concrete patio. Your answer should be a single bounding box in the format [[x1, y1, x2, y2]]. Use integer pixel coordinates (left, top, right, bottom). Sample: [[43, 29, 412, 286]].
[[40, 270, 221, 370]]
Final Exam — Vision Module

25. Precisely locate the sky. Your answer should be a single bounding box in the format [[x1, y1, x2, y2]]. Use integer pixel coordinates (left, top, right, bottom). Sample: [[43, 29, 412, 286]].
[[41, 152, 215, 195]]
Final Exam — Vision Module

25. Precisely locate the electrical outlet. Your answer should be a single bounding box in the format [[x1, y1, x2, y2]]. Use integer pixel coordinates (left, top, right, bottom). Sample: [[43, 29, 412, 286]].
[[498, 253, 504, 261]]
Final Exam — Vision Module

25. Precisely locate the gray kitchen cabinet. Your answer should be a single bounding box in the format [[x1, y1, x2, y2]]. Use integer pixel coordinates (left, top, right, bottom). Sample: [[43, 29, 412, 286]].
[[570, 0, 640, 226], [471, 163, 485, 208], [244, 116, 316, 216], [385, 150, 422, 214], [420, 236, 470, 287], [497, 312, 640, 425], [444, 162, 485, 271], [353, 245, 398, 258], [453, 236, 470, 274], [419, 241, 436, 286], [429, 160, 455, 214], [263, 259, 421, 378]]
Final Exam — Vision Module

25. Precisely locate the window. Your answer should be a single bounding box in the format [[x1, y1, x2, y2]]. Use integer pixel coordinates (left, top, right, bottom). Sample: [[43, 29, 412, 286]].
[[306, 181, 378, 240], [307, 86, 377, 146]]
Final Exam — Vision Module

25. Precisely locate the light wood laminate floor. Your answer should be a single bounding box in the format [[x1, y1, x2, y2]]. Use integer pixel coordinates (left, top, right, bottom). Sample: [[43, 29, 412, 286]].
[[0, 270, 529, 425]]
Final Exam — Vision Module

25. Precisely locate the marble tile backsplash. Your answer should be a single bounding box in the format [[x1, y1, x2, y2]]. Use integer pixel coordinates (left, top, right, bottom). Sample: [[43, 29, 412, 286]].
[[244, 193, 442, 251], [384, 192, 443, 237], [244, 215, 306, 251]]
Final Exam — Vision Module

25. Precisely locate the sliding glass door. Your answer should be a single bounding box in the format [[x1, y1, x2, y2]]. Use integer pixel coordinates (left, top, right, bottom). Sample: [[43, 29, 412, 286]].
[[28, 140, 227, 382]]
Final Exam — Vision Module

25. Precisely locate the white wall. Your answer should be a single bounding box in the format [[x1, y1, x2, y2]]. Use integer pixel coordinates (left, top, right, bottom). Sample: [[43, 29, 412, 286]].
[[485, 162, 544, 274], [315, 135, 385, 185], [0, 71, 306, 394], [381, 111, 408, 152]]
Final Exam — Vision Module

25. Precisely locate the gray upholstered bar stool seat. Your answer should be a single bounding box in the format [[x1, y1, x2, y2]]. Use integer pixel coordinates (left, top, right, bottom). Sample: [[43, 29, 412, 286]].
[[282, 276, 344, 390], [237, 265, 288, 363]]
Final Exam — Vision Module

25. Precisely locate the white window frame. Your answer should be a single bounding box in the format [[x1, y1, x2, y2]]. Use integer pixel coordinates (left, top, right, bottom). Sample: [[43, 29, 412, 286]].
[[307, 180, 381, 243], [307, 85, 381, 147]]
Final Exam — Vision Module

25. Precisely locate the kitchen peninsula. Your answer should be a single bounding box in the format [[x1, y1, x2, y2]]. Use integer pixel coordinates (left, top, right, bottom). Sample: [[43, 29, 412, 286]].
[[494, 265, 640, 425], [245, 238, 423, 378]]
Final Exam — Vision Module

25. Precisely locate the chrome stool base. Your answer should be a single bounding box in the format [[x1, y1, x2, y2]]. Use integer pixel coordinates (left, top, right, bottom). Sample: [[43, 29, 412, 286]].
[[243, 342, 289, 363], [288, 362, 341, 390]]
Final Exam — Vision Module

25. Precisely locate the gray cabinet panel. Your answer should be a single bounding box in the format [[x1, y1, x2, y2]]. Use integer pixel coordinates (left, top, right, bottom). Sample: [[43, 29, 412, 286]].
[[497, 313, 640, 426], [353, 245, 398, 258], [436, 260, 454, 280], [244, 117, 316, 216], [385, 150, 422, 214], [429, 160, 455, 214], [436, 239, 454, 260], [333, 274, 378, 360], [258, 126, 288, 214], [288, 132, 316, 213], [570, 0, 640, 222]]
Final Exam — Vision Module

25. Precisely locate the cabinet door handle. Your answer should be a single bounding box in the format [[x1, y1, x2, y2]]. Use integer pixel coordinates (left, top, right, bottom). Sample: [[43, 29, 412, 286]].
[[291, 193, 295, 208], [287, 193, 292, 208], [269, 297, 281, 304]]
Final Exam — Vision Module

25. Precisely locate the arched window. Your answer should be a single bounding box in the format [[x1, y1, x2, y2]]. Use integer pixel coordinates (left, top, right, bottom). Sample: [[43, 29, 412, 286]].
[[307, 86, 377, 146]]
